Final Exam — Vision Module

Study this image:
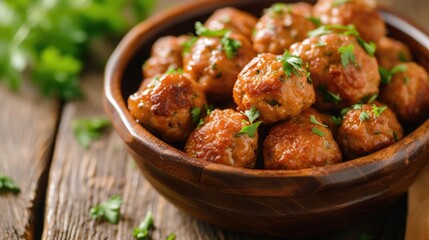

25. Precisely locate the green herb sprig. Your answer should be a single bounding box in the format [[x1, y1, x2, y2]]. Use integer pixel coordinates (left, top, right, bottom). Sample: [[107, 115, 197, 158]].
[[310, 115, 328, 137], [90, 195, 122, 224], [338, 44, 356, 67], [133, 212, 155, 240], [379, 64, 408, 84], [238, 106, 262, 138], [0, 0, 154, 100], [0, 175, 20, 194], [279, 51, 304, 78], [72, 118, 110, 148]]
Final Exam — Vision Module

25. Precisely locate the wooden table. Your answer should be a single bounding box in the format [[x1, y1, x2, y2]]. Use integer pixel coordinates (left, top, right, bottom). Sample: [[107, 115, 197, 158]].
[[1, 0, 428, 239]]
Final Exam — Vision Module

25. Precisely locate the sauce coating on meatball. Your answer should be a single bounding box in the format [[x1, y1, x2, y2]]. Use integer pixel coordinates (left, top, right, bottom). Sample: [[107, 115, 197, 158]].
[[264, 108, 342, 170], [379, 62, 429, 123], [204, 7, 258, 39], [128, 73, 206, 143], [253, 3, 317, 54], [184, 33, 256, 101], [337, 102, 403, 159], [313, 0, 386, 42], [290, 33, 380, 111], [143, 35, 190, 79], [185, 109, 258, 168], [233, 52, 315, 124]]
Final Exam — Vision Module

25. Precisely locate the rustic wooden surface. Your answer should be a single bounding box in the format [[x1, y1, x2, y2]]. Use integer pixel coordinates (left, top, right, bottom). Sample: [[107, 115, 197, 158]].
[[0, 0, 428, 239]]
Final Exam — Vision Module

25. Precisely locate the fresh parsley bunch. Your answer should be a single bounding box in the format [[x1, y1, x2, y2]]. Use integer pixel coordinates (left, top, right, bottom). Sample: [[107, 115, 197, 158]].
[[0, 0, 155, 100]]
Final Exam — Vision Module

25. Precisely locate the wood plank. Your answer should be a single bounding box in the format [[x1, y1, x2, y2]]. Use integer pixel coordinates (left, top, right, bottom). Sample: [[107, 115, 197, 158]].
[[0, 81, 60, 240]]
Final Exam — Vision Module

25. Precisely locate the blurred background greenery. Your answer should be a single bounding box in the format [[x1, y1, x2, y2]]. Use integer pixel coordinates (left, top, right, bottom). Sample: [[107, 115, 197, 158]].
[[0, 0, 156, 100]]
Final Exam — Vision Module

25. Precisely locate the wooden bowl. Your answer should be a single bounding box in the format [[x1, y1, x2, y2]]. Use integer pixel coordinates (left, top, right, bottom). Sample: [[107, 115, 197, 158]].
[[104, 0, 429, 236]]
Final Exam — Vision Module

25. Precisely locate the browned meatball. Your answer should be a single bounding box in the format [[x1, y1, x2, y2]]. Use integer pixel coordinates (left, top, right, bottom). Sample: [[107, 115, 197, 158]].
[[376, 37, 412, 69], [379, 62, 429, 123], [185, 109, 258, 168], [128, 73, 206, 143], [143, 35, 190, 78], [264, 108, 342, 170], [233, 53, 315, 124], [184, 33, 256, 101], [204, 7, 258, 39], [337, 102, 403, 159], [290, 34, 380, 111], [313, 0, 386, 42], [253, 3, 317, 54]]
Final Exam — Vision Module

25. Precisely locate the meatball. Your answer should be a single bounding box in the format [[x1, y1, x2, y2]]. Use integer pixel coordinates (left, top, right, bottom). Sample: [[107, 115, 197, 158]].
[[185, 109, 258, 168], [376, 37, 412, 69], [128, 73, 206, 143], [233, 53, 315, 124], [263, 108, 342, 170], [313, 0, 386, 42], [290, 34, 380, 111], [253, 3, 317, 54], [379, 62, 429, 123], [142, 35, 190, 78], [204, 7, 258, 39], [184, 33, 256, 101], [337, 102, 403, 159]]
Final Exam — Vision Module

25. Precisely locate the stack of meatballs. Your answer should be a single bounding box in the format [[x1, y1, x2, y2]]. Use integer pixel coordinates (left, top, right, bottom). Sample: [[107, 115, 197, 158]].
[[128, 0, 429, 170]]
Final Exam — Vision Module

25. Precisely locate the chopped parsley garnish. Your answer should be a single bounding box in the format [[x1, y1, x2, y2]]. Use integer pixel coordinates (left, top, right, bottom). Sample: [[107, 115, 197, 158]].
[[191, 107, 201, 125], [332, 0, 353, 7], [307, 16, 322, 27], [165, 67, 183, 75], [315, 41, 327, 47], [331, 116, 342, 126], [220, 32, 242, 59], [352, 104, 363, 110], [279, 51, 304, 78], [181, 36, 198, 55], [90, 195, 122, 224], [359, 111, 370, 122], [338, 44, 356, 67], [72, 118, 111, 148], [267, 3, 292, 14], [238, 106, 262, 138], [312, 127, 325, 137], [318, 85, 342, 104], [367, 93, 378, 104], [372, 104, 387, 117], [306, 62, 313, 84], [133, 212, 155, 240], [379, 64, 408, 84], [166, 233, 176, 240], [0, 175, 20, 194], [307, 24, 376, 56], [341, 107, 351, 116], [195, 21, 228, 37], [310, 115, 328, 127]]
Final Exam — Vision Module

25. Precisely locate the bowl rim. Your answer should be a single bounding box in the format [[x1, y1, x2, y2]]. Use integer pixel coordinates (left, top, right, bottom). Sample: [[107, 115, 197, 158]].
[[104, 0, 429, 196]]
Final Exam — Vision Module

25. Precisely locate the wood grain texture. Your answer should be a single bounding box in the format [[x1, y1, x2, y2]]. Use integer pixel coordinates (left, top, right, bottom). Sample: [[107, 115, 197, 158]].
[[0, 82, 59, 240]]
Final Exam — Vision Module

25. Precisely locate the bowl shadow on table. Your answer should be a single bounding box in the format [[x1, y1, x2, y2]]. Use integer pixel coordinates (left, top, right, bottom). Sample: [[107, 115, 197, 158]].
[[105, 0, 429, 237]]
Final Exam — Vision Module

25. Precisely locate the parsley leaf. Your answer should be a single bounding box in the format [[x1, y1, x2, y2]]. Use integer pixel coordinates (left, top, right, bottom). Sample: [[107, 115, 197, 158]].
[[90, 195, 122, 224], [267, 3, 292, 14], [238, 106, 262, 138], [359, 111, 370, 122], [166, 233, 176, 240], [332, 0, 353, 7], [357, 37, 376, 57], [0, 175, 20, 194], [191, 107, 201, 125], [72, 118, 110, 148], [307, 16, 322, 27], [310, 115, 328, 127], [372, 104, 387, 117], [308, 24, 359, 38], [338, 44, 356, 67], [379, 64, 408, 84], [331, 116, 342, 126], [165, 67, 184, 74], [195, 21, 228, 37], [220, 32, 242, 59], [279, 51, 304, 78], [133, 212, 155, 240], [318, 85, 342, 104], [367, 93, 378, 103], [312, 127, 325, 137], [181, 36, 198, 55]]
